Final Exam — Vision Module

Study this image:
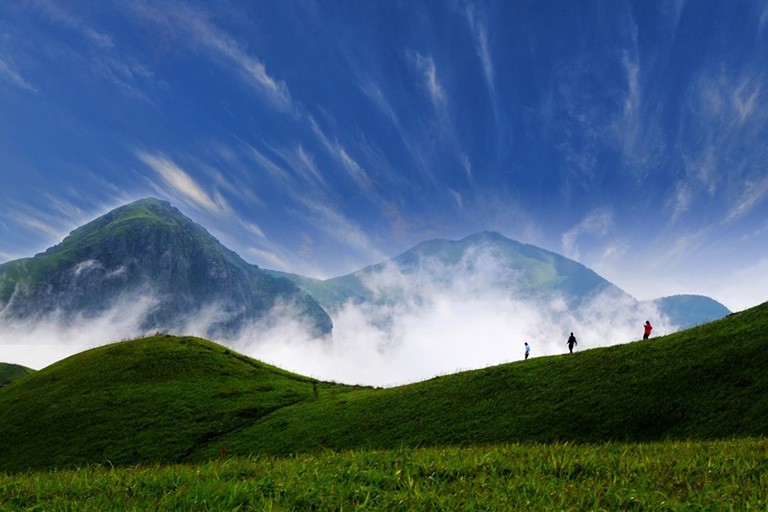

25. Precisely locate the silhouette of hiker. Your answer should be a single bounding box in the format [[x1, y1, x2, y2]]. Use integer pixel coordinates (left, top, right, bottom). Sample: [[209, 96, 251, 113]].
[[567, 332, 577, 353], [643, 321, 653, 340], [524, 342, 530, 360]]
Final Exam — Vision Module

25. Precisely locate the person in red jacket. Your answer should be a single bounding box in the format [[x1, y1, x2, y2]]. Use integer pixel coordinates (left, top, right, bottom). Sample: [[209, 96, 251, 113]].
[[643, 320, 653, 340]]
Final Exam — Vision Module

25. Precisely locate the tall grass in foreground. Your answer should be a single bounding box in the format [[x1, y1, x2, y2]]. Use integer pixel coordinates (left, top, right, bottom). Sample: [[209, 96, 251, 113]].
[[2, 439, 767, 511]]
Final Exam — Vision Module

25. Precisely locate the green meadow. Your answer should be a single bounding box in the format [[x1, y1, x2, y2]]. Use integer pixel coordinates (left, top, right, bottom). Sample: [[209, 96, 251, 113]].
[[1, 301, 767, 508], [2, 440, 767, 510]]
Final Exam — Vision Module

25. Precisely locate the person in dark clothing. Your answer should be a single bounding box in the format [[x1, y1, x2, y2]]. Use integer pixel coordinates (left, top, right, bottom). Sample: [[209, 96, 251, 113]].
[[643, 321, 653, 340], [567, 332, 577, 353]]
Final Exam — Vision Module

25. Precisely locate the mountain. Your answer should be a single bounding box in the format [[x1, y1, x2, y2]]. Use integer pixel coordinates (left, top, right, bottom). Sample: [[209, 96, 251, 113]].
[[269, 231, 729, 329], [0, 198, 332, 338], [1, 300, 766, 472], [334, 230, 627, 303], [268, 231, 631, 313], [648, 294, 731, 328]]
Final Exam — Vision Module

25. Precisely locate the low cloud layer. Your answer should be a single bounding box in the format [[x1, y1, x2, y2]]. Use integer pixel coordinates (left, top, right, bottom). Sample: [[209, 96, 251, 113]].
[[224, 250, 676, 387], [0, 253, 676, 387]]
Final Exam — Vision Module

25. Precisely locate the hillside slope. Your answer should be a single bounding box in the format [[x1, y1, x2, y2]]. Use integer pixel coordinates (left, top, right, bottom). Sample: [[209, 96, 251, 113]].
[[203, 301, 768, 458], [0, 336, 358, 472], [1, 302, 764, 472]]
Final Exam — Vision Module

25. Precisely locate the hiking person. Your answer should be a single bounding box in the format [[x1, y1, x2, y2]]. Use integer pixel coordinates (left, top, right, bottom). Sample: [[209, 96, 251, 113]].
[[643, 321, 653, 340], [524, 342, 530, 360], [567, 332, 577, 353]]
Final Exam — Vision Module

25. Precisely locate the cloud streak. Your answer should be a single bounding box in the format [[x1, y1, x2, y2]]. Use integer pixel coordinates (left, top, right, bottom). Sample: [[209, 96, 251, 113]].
[[0, 58, 37, 92], [411, 53, 446, 109], [464, 4, 496, 110], [24, 0, 114, 49], [136, 151, 227, 215], [132, 3, 290, 109]]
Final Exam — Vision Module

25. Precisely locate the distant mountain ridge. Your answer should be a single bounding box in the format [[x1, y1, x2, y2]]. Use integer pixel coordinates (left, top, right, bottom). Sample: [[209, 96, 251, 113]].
[[0, 198, 332, 338], [269, 231, 730, 329]]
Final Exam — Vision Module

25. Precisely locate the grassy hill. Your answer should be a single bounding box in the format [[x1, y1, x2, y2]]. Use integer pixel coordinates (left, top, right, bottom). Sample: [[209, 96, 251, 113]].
[[1, 302, 766, 472], [0, 363, 34, 387], [0, 335, 359, 472], [203, 302, 768, 459]]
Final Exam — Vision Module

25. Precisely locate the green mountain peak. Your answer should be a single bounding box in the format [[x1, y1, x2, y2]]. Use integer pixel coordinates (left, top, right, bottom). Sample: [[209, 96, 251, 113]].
[[0, 198, 332, 337]]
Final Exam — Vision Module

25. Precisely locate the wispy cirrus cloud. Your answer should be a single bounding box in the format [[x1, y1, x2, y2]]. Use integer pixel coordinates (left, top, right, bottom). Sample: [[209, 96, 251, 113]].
[[299, 196, 387, 265], [309, 117, 372, 191], [24, 0, 114, 49], [132, 3, 290, 110], [12, 212, 61, 240], [725, 175, 768, 223], [410, 52, 446, 109], [136, 151, 227, 215], [0, 58, 37, 92], [361, 80, 400, 128], [561, 209, 614, 260], [464, 4, 496, 107], [696, 70, 765, 127]]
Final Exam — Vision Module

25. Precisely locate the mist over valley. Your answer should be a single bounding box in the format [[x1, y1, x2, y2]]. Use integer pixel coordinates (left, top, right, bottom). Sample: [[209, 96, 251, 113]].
[[0, 199, 729, 386]]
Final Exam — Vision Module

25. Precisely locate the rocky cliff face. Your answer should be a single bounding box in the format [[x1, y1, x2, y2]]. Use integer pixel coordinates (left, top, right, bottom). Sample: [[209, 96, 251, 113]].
[[0, 198, 332, 338]]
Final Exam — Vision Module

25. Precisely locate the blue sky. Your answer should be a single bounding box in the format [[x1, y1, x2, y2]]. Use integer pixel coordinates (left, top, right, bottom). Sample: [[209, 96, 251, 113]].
[[1, 0, 767, 312]]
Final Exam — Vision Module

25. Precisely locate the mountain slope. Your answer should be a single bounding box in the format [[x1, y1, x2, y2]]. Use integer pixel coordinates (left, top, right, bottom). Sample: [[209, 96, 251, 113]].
[[1, 300, 765, 472], [271, 231, 728, 330], [0, 198, 332, 337], [649, 294, 731, 327], [267, 230, 632, 314], [0, 335, 358, 472]]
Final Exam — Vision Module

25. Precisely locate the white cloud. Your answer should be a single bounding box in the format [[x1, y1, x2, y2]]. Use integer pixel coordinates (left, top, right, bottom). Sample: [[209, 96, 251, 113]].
[[241, 143, 294, 186], [670, 181, 693, 223], [0, 58, 37, 92], [294, 145, 328, 189], [465, 4, 495, 102], [0, 243, 685, 386], [725, 174, 768, 223], [561, 210, 614, 260], [233, 248, 675, 386], [133, 4, 290, 109], [136, 151, 227, 214], [245, 247, 289, 270], [361, 80, 400, 127], [447, 188, 464, 210], [411, 53, 446, 108], [732, 79, 761, 125], [0, 293, 159, 370], [299, 197, 386, 263], [14, 213, 62, 239], [309, 117, 372, 191], [682, 147, 719, 197], [25, 0, 114, 49]]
